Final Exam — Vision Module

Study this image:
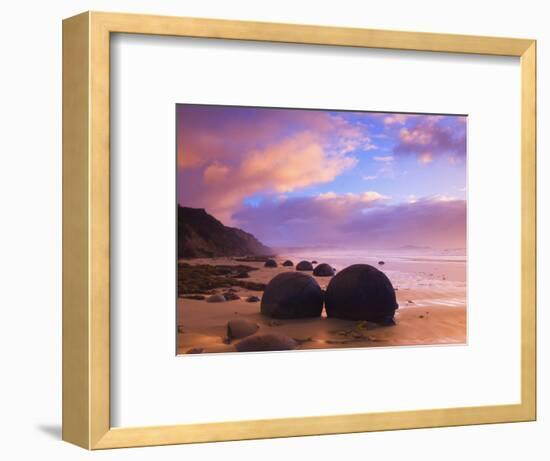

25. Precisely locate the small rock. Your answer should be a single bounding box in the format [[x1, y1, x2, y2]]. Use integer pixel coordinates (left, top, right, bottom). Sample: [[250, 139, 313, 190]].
[[313, 263, 335, 277], [186, 347, 204, 354], [235, 333, 297, 352], [245, 296, 261, 303], [181, 294, 206, 300], [294, 337, 313, 345], [206, 294, 226, 303], [227, 319, 259, 340], [296, 260, 314, 271], [312, 260, 318, 264], [264, 259, 278, 268], [325, 339, 349, 345], [419, 315, 425, 319], [378, 261, 385, 265], [282, 260, 294, 267], [223, 292, 240, 301]]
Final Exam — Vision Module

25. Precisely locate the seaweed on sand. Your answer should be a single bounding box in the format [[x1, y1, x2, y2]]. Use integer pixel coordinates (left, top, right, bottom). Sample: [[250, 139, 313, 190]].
[[178, 263, 267, 295]]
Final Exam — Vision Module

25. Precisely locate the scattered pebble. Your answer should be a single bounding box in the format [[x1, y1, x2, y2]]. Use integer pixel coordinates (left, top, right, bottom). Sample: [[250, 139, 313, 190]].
[[181, 294, 206, 300], [235, 333, 297, 352], [296, 261, 314, 271], [264, 259, 278, 268], [186, 347, 204, 354], [246, 296, 261, 303], [293, 337, 313, 345], [227, 319, 259, 340], [223, 292, 240, 301], [206, 294, 226, 303]]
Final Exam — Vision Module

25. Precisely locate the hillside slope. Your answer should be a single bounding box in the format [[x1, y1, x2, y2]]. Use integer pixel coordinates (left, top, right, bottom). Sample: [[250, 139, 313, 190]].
[[178, 206, 271, 258]]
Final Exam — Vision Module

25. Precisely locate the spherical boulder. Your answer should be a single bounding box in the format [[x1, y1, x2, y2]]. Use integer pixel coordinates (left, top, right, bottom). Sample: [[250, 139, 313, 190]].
[[235, 333, 297, 352], [296, 260, 314, 271], [313, 263, 335, 277], [264, 259, 278, 268], [378, 260, 385, 265], [282, 260, 294, 267], [227, 319, 259, 340], [325, 264, 398, 324], [261, 272, 323, 319], [206, 294, 226, 303]]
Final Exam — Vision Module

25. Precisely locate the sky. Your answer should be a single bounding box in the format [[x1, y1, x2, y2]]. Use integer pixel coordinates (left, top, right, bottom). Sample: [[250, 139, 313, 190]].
[[176, 104, 467, 250]]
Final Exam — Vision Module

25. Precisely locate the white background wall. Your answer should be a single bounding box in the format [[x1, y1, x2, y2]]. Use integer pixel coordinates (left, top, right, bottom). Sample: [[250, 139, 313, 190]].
[[0, 0, 547, 459]]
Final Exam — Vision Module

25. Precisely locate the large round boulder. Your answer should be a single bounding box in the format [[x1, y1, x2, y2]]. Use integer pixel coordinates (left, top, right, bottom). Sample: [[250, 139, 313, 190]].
[[264, 259, 278, 268], [235, 333, 297, 352], [325, 264, 398, 324], [261, 272, 323, 319], [313, 263, 335, 277], [282, 260, 294, 267], [296, 260, 314, 271]]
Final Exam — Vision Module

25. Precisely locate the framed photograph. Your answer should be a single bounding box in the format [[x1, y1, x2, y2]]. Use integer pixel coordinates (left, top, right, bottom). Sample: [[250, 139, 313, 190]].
[[62, 11, 536, 449]]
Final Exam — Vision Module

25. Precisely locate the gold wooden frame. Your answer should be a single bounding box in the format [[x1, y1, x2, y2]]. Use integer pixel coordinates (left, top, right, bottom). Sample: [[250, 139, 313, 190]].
[[62, 11, 537, 449]]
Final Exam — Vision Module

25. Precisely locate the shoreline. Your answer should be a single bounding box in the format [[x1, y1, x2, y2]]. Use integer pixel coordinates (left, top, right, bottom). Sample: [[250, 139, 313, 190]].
[[177, 256, 467, 355]]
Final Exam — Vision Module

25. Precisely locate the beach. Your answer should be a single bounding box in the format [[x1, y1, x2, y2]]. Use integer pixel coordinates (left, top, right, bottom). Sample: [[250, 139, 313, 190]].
[[177, 251, 467, 354]]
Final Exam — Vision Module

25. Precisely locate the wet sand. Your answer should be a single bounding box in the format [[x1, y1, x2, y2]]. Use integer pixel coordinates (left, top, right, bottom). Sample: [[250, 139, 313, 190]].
[[177, 257, 466, 354]]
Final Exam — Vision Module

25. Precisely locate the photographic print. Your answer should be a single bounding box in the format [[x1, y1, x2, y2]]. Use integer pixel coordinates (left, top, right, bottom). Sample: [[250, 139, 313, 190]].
[[176, 104, 467, 355]]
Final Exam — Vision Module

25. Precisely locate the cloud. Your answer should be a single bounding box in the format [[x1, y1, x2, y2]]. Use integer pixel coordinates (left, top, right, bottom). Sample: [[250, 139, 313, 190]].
[[203, 162, 230, 183], [373, 155, 394, 162], [393, 115, 467, 164], [177, 106, 366, 223], [341, 197, 466, 249], [239, 132, 357, 194], [418, 152, 433, 164], [315, 191, 390, 203], [363, 175, 377, 181], [384, 114, 409, 125], [233, 193, 464, 249]]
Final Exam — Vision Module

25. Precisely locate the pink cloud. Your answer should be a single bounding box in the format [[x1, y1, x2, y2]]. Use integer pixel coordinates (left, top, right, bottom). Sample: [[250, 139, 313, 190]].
[[233, 194, 465, 250], [177, 106, 365, 223], [384, 114, 409, 125], [203, 162, 230, 183], [393, 115, 467, 164]]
